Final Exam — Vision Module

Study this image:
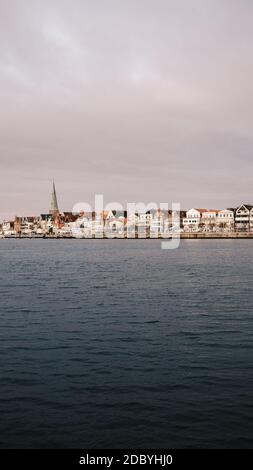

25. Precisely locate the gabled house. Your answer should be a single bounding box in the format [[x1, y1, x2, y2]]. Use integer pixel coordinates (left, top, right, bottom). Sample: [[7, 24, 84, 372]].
[[104, 210, 127, 238], [235, 204, 253, 232], [183, 208, 207, 232], [53, 212, 79, 236]]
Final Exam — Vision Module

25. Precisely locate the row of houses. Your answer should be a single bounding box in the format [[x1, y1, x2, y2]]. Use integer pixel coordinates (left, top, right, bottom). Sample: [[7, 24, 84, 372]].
[[183, 205, 253, 232], [0, 210, 162, 238], [1, 204, 253, 238]]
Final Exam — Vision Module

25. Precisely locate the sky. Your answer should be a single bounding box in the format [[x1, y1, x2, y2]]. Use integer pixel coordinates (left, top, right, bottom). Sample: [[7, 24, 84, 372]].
[[1, 0, 253, 218]]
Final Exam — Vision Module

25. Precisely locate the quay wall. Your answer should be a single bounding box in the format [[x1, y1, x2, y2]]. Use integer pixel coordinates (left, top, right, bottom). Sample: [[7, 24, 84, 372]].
[[180, 232, 253, 239], [2, 232, 253, 239]]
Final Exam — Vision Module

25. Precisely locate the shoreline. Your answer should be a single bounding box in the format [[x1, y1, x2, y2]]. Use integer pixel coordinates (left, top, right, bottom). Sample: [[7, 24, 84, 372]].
[[2, 233, 253, 240]]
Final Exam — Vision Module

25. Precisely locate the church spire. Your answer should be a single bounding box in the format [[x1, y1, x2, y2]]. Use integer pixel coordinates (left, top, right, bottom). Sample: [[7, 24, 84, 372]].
[[49, 180, 59, 215]]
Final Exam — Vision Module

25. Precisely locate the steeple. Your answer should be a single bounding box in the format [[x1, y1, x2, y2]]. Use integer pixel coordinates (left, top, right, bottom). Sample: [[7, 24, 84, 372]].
[[49, 180, 59, 215]]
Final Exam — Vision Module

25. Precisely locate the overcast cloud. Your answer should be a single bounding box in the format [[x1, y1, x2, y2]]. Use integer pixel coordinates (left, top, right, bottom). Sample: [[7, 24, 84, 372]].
[[1, 0, 253, 217]]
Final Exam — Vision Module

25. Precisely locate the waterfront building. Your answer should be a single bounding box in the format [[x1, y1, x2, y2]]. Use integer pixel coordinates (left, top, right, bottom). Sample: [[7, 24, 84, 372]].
[[138, 212, 152, 238], [150, 209, 164, 237], [179, 211, 187, 229], [53, 212, 79, 237], [125, 213, 137, 238], [105, 218, 125, 238], [104, 211, 127, 238], [201, 210, 220, 232], [183, 208, 207, 232], [92, 213, 104, 238], [39, 214, 53, 235], [217, 210, 234, 232], [71, 213, 93, 238], [14, 216, 39, 236], [235, 204, 253, 232], [2, 221, 15, 236], [163, 210, 173, 234]]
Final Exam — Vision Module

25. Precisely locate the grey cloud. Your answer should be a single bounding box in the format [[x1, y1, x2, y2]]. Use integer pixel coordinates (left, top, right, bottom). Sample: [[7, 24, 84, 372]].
[[0, 0, 253, 218]]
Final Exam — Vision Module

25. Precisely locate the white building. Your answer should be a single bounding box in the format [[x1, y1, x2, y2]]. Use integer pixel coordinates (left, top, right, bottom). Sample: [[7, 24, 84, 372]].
[[127, 212, 152, 238], [235, 204, 253, 231], [183, 208, 206, 232], [150, 210, 164, 237], [201, 210, 220, 232], [216, 210, 234, 231], [2, 221, 15, 236], [105, 218, 125, 238], [93, 214, 104, 238], [183, 208, 235, 232], [14, 216, 39, 235], [71, 214, 93, 238], [103, 211, 126, 238]]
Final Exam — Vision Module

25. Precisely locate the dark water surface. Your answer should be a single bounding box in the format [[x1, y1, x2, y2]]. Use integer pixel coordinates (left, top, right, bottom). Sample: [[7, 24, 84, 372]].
[[0, 239, 253, 449]]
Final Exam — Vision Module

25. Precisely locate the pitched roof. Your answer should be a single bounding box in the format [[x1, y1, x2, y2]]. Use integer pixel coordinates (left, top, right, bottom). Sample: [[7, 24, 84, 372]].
[[50, 182, 59, 211], [236, 204, 253, 212], [196, 208, 208, 213]]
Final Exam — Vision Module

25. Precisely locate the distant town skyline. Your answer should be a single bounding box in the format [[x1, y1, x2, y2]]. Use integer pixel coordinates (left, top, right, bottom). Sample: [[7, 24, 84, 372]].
[[1, 179, 253, 222], [1, 0, 253, 219]]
